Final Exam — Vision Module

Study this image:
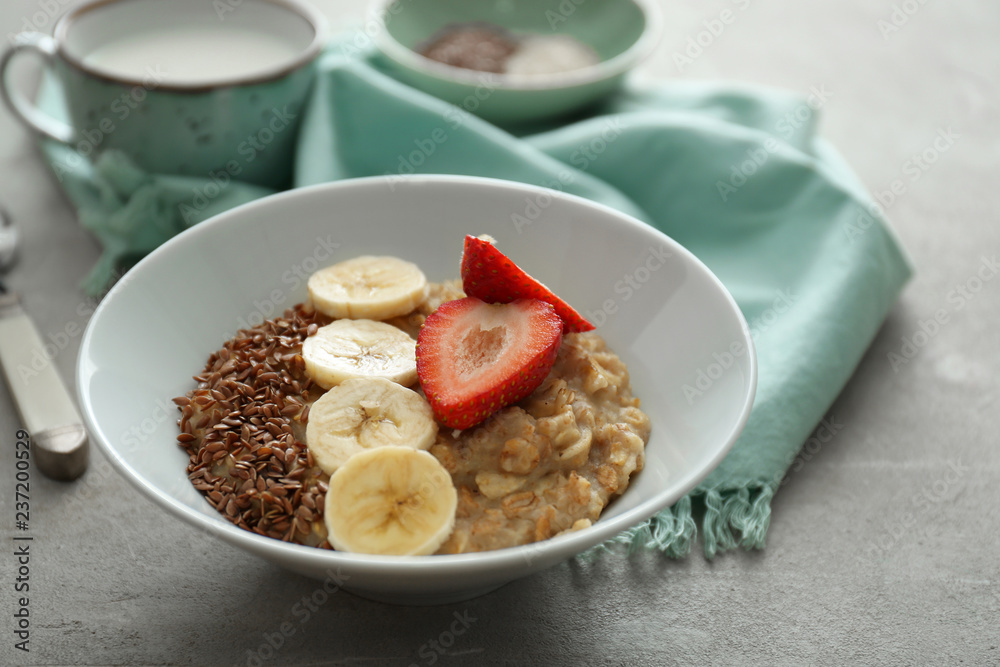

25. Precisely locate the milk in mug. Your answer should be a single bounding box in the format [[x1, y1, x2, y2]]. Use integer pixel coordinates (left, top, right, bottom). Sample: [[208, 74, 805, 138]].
[[82, 24, 303, 84]]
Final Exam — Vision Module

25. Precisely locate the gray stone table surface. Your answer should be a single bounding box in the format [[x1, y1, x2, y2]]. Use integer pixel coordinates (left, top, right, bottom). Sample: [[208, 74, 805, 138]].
[[0, 0, 997, 665]]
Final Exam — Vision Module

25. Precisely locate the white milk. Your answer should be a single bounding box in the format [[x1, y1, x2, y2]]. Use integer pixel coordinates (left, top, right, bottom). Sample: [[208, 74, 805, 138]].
[[82, 25, 303, 84]]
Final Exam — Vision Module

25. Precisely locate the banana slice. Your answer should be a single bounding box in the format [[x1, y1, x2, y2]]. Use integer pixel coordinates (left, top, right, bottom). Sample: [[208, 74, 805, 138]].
[[324, 445, 457, 556], [308, 255, 428, 321], [303, 319, 417, 390], [305, 377, 437, 474]]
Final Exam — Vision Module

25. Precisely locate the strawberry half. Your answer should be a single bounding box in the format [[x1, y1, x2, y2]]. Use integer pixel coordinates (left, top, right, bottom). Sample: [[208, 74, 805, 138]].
[[416, 297, 563, 430], [461, 235, 595, 333]]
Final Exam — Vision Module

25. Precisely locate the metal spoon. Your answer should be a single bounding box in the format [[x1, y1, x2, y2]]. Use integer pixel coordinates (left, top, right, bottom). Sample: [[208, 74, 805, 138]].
[[0, 207, 88, 481], [0, 205, 17, 268]]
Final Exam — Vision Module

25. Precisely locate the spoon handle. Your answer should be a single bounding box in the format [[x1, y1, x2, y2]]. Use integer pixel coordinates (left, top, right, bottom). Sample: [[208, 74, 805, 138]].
[[0, 293, 88, 481]]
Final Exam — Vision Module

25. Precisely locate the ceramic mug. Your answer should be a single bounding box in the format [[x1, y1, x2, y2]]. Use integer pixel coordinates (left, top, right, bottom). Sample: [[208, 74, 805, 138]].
[[0, 0, 327, 188]]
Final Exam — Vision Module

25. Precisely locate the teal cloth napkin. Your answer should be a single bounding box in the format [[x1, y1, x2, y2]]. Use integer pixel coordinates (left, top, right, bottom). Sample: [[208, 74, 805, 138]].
[[39, 43, 912, 558]]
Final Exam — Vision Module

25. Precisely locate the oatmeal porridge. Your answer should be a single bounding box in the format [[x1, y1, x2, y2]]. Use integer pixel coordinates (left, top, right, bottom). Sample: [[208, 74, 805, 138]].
[[176, 244, 650, 555]]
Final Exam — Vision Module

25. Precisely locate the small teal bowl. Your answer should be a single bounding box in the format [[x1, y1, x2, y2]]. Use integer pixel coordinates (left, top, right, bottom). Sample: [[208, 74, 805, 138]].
[[369, 0, 662, 124]]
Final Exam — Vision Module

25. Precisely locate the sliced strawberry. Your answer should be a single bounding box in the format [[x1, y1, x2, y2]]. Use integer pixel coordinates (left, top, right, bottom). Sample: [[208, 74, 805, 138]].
[[461, 235, 595, 333], [416, 297, 563, 430]]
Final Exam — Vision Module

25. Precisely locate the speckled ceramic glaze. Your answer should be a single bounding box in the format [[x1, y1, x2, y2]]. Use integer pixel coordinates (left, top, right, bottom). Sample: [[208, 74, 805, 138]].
[[0, 0, 327, 188]]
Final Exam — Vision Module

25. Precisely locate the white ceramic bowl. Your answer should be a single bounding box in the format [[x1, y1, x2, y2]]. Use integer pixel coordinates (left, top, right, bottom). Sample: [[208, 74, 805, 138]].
[[77, 176, 756, 605]]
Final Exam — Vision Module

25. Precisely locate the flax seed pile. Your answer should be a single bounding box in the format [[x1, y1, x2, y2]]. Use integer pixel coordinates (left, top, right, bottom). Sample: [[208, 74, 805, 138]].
[[175, 303, 334, 547], [419, 25, 517, 73]]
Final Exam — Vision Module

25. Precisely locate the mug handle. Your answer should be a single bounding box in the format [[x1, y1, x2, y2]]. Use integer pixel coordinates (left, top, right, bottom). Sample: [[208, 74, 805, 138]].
[[0, 32, 75, 144]]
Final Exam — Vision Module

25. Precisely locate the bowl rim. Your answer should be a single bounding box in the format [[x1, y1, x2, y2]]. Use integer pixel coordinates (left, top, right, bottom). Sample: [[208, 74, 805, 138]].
[[366, 0, 664, 91], [77, 174, 756, 573]]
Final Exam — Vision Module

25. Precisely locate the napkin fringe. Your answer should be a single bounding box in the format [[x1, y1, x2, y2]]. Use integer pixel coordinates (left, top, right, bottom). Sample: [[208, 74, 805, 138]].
[[582, 495, 697, 560], [702, 484, 775, 558], [582, 483, 775, 561], [642, 495, 697, 558]]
